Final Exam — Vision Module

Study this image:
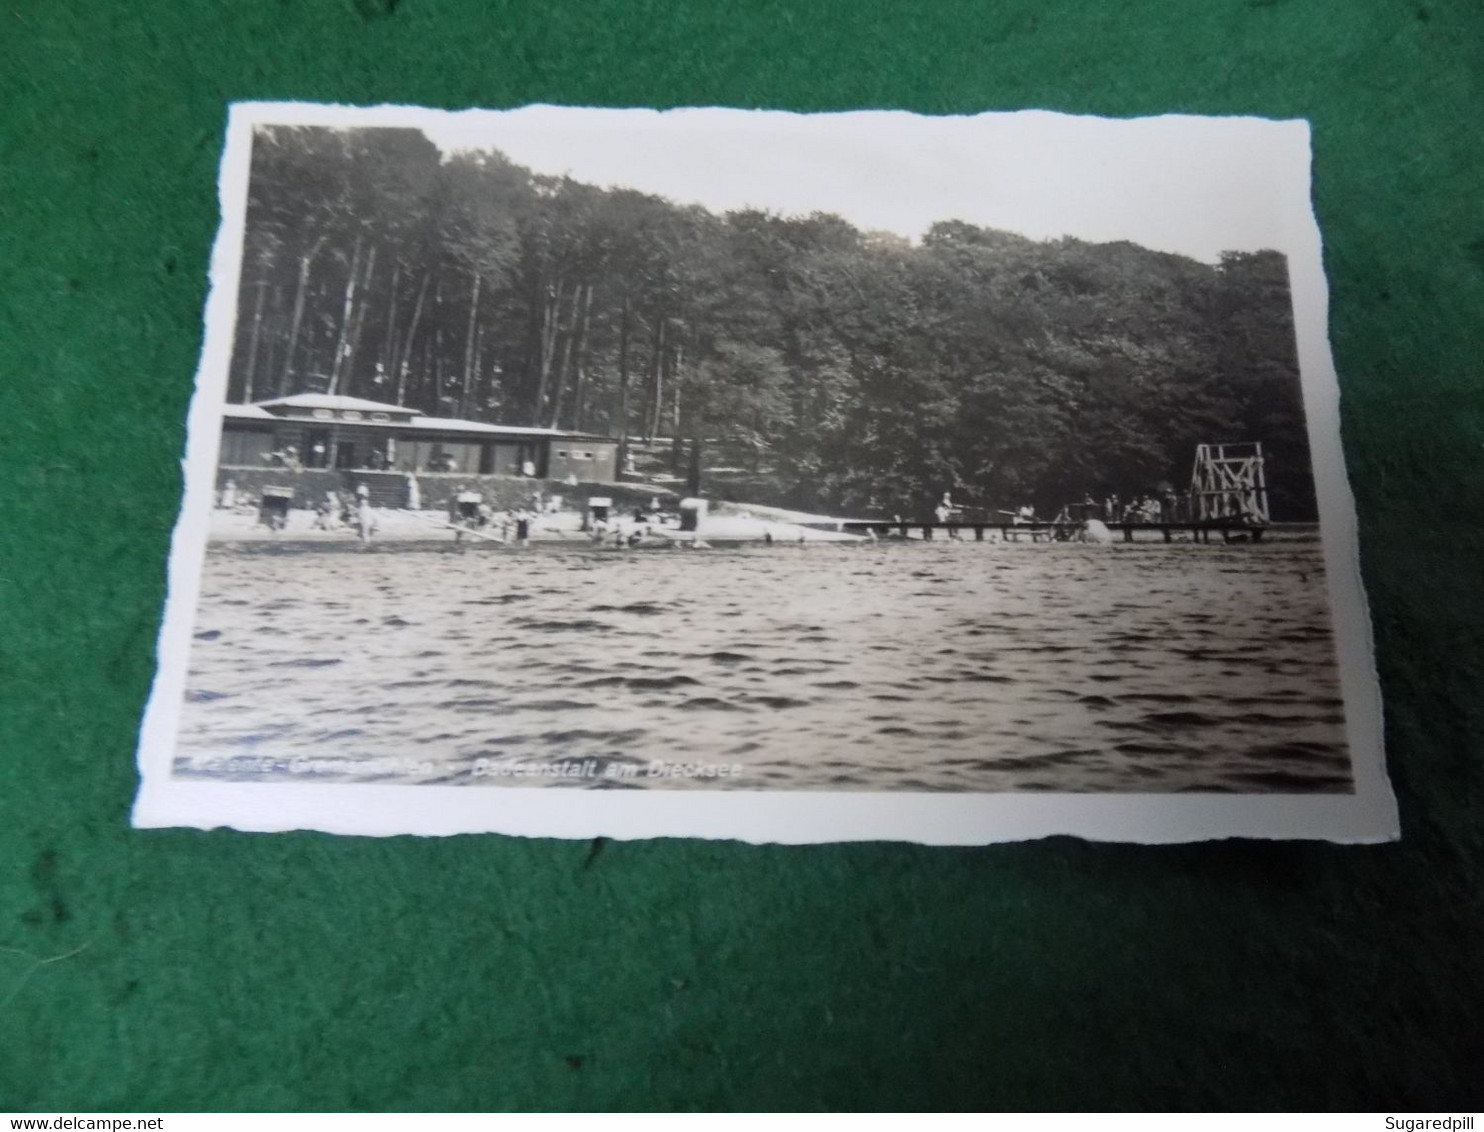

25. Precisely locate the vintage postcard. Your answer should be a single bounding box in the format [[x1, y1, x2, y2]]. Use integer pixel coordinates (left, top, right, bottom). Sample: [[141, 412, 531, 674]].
[[133, 102, 1397, 843]]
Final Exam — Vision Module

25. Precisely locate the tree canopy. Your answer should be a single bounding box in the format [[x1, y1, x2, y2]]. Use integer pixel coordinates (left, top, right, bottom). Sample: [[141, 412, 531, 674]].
[[227, 125, 1317, 520]]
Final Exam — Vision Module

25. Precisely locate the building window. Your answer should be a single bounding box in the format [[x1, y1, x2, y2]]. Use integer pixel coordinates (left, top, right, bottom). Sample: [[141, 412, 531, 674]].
[[404, 440, 486, 474], [370, 412, 390, 422], [312, 409, 333, 420], [341, 410, 364, 421], [219, 429, 274, 467]]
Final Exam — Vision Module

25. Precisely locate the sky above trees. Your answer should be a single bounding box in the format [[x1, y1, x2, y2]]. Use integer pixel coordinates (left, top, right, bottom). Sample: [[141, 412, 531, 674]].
[[414, 106, 1307, 263]]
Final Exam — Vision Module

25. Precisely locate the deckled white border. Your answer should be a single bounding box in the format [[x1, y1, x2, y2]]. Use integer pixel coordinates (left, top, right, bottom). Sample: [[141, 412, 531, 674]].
[[133, 103, 1398, 844]]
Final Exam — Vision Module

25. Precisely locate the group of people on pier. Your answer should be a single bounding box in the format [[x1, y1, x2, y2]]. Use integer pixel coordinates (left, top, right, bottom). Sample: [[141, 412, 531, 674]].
[[928, 488, 1198, 529], [916, 480, 1267, 541], [1091, 490, 1194, 525], [911, 485, 1210, 543]]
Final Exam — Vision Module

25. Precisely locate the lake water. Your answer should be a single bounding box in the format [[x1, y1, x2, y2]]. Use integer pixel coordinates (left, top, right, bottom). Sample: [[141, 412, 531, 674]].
[[174, 538, 1354, 793]]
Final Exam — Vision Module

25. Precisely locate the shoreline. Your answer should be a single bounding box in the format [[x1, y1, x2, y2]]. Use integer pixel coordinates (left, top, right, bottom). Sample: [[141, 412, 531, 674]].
[[206, 507, 867, 545], [206, 507, 1320, 547]]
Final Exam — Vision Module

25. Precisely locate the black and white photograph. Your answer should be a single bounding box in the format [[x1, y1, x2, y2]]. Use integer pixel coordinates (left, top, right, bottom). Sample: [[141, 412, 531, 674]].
[[133, 103, 1396, 842]]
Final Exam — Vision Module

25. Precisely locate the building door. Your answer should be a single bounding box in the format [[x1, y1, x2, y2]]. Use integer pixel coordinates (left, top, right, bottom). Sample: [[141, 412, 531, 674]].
[[518, 442, 547, 478], [306, 428, 331, 469]]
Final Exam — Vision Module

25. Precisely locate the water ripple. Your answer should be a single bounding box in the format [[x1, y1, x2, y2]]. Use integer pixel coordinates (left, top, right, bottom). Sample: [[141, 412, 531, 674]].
[[175, 540, 1353, 794]]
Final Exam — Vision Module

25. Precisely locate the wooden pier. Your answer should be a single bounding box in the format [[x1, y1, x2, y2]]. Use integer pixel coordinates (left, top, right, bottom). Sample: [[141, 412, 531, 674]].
[[832, 441, 1278, 546], [838, 519, 1268, 543]]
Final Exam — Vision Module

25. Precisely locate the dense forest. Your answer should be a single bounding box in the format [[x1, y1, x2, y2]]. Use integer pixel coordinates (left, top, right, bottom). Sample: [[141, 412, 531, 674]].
[[227, 125, 1316, 519]]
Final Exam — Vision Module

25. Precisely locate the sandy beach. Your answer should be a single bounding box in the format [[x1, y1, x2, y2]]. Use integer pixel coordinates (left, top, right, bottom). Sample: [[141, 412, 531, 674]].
[[207, 505, 866, 544]]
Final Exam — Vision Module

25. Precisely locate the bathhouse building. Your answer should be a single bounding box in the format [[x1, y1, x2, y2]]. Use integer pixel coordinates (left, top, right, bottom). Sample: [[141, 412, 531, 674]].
[[219, 394, 619, 483]]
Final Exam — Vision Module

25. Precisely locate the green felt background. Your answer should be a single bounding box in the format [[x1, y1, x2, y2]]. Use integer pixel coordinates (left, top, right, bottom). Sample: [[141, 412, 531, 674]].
[[2, 0, 1481, 1112]]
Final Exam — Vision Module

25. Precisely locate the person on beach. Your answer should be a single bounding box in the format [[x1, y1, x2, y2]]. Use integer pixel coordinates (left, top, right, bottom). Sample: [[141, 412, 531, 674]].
[[312, 490, 338, 531], [449, 500, 472, 548], [356, 495, 376, 544]]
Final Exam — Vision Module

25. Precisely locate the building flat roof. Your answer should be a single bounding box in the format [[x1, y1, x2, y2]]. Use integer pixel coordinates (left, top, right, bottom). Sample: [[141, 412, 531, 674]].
[[224, 404, 276, 421], [409, 416, 603, 439], [252, 393, 415, 415], [222, 401, 612, 442]]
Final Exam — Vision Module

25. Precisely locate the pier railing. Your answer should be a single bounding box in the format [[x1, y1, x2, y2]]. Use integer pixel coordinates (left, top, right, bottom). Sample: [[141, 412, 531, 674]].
[[839, 519, 1272, 543]]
